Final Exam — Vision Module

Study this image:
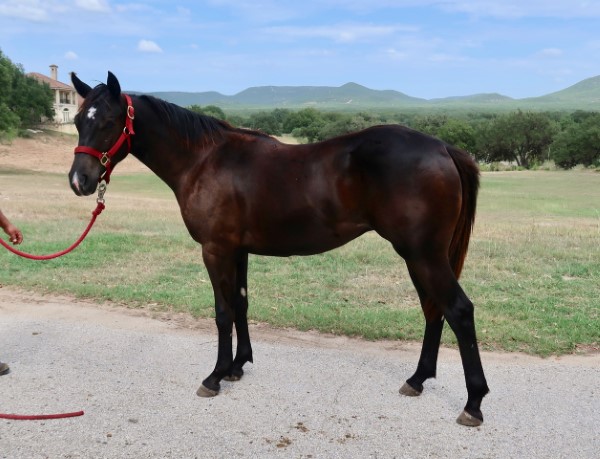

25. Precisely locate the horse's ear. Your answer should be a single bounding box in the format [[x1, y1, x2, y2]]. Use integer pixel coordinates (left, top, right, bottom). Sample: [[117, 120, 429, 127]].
[[71, 72, 92, 98], [107, 71, 121, 100]]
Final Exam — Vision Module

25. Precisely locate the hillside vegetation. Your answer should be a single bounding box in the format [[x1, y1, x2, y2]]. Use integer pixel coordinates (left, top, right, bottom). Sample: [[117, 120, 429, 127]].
[[139, 76, 600, 112]]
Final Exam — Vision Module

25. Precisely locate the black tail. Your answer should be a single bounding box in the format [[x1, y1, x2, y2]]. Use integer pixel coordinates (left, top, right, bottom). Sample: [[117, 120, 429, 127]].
[[446, 146, 480, 279]]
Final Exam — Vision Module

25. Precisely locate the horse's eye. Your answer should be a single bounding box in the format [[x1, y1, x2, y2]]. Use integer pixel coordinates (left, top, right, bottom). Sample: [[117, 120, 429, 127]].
[[101, 120, 116, 130]]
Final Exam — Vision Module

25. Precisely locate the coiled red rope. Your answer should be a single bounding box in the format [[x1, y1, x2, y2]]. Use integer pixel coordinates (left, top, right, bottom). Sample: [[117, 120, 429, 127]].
[[0, 181, 106, 422], [0, 202, 105, 260], [0, 411, 84, 420]]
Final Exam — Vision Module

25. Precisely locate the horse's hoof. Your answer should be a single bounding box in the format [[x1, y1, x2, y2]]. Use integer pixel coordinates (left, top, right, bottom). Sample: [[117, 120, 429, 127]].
[[456, 410, 483, 427], [196, 384, 219, 398], [399, 382, 422, 397]]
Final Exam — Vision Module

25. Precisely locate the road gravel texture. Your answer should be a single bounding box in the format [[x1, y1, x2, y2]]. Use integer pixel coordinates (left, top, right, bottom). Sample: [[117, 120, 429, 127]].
[[1, 288, 598, 458]]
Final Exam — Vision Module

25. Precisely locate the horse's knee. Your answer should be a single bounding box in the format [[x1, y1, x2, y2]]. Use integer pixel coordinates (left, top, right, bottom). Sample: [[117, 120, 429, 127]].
[[215, 309, 233, 333], [445, 294, 475, 328]]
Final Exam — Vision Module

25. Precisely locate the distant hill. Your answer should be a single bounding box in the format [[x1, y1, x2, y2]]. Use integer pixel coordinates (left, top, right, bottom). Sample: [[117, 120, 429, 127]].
[[134, 76, 600, 111], [232, 82, 425, 107], [522, 75, 600, 108], [137, 82, 425, 109], [146, 91, 225, 107], [430, 93, 514, 104]]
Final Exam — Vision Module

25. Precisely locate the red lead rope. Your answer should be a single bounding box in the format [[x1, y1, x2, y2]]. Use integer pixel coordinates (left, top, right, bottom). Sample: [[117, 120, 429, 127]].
[[0, 201, 105, 260], [0, 411, 84, 420], [0, 182, 107, 260]]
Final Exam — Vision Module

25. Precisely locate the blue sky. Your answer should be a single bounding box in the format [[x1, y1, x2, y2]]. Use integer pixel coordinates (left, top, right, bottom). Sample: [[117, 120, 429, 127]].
[[1, 0, 600, 99]]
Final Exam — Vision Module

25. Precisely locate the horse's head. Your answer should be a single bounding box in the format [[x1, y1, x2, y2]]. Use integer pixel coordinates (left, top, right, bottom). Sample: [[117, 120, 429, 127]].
[[69, 71, 133, 196]]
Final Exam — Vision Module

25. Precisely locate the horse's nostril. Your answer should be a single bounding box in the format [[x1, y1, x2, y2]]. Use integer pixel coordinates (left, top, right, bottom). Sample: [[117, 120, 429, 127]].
[[71, 171, 88, 194]]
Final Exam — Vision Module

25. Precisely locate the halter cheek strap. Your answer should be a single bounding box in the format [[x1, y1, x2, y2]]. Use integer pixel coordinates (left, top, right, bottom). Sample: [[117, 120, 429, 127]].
[[73, 94, 135, 184]]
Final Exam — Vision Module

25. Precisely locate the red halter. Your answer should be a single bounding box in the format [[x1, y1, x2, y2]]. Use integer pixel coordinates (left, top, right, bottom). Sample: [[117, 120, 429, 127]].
[[73, 94, 135, 183]]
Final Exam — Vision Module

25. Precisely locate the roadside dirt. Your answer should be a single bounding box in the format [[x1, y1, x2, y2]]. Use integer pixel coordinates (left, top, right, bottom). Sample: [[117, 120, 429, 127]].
[[1, 287, 599, 459]]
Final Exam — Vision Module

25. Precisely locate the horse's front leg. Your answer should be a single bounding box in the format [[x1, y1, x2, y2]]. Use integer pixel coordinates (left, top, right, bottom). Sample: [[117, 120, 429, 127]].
[[196, 246, 237, 397], [224, 251, 254, 382]]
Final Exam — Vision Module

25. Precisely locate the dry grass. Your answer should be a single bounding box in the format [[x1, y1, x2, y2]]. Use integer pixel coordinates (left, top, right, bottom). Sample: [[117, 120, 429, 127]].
[[1, 137, 598, 355]]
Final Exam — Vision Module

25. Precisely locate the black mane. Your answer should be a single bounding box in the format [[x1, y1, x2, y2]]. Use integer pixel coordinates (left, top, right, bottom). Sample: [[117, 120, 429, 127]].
[[139, 94, 232, 147], [139, 95, 274, 147]]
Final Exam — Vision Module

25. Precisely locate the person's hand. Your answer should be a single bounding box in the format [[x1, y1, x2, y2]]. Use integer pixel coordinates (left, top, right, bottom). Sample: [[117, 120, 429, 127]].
[[3, 224, 23, 245]]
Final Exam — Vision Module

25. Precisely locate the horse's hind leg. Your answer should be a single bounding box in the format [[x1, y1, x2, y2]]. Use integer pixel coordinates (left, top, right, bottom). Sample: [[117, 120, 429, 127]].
[[395, 255, 445, 397], [224, 252, 254, 382], [399, 313, 444, 397], [404, 257, 489, 426]]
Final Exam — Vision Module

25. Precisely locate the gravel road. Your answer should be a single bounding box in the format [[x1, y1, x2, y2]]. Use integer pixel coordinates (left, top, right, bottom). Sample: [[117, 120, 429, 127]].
[[1, 288, 598, 458]]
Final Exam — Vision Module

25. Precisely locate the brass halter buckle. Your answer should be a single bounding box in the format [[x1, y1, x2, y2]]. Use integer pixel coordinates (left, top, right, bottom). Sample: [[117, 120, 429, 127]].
[[100, 152, 110, 166], [96, 181, 107, 204]]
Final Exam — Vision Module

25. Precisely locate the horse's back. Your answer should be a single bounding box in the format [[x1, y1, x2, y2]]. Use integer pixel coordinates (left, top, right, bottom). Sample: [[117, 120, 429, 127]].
[[342, 124, 455, 170], [259, 123, 467, 227]]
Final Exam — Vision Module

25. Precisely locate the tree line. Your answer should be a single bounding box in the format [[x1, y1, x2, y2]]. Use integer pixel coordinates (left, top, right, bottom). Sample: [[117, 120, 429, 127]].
[[188, 105, 600, 170], [0, 49, 598, 170], [0, 49, 53, 138]]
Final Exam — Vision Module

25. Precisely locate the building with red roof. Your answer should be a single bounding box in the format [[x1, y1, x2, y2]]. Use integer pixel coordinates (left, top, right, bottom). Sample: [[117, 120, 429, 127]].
[[28, 65, 80, 124]]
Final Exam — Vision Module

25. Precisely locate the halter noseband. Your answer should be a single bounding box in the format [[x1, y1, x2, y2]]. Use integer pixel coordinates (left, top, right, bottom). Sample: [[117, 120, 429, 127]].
[[73, 94, 135, 184]]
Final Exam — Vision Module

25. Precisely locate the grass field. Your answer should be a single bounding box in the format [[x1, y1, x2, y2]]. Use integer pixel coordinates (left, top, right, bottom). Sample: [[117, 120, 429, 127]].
[[1, 168, 598, 356]]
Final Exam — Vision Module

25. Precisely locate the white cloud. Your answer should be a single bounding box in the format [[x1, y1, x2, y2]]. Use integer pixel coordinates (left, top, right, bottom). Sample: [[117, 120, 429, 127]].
[[207, 0, 298, 22], [64, 51, 79, 60], [276, 0, 600, 19], [386, 48, 409, 61], [538, 48, 563, 58], [264, 24, 415, 43], [138, 39, 163, 53], [75, 0, 111, 13], [0, 0, 49, 22], [436, 0, 600, 19], [115, 4, 154, 13]]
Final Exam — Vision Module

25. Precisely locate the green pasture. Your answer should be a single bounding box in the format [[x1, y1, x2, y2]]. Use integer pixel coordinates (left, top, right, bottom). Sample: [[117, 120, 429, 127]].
[[1, 169, 598, 356]]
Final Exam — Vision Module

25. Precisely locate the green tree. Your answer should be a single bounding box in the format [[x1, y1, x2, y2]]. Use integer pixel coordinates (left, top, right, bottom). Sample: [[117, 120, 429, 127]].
[[408, 114, 478, 152], [284, 108, 326, 142], [0, 49, 53, 134], [551, 113, 600, 168], [411, 114, 449, 137], [247, 111, 282, 135], [436, 118, 477, 152], [475, 110, 556, 169], [1, 50, 23, 135], [271, 108, 292, 127], [187, 104, 226, 120], [317, 113, 380, 140], [10, 69, 54, 126]]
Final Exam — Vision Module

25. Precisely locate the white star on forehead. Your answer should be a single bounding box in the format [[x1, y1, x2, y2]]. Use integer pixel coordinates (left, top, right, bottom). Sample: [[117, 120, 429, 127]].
[[87, 106, 97, 120]]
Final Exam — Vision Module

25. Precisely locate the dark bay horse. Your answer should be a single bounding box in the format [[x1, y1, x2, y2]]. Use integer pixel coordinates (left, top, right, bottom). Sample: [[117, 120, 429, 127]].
[[68, 72, 489, 426]]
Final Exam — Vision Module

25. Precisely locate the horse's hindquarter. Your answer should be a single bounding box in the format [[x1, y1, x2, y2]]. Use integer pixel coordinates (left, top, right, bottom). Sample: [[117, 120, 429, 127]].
[[347, 125, 463, 254]]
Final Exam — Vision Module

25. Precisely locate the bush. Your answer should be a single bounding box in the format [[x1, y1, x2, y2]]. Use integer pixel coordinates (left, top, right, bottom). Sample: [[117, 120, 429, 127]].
[[0, 49, 54, 134], [551, 112, 600, 169]]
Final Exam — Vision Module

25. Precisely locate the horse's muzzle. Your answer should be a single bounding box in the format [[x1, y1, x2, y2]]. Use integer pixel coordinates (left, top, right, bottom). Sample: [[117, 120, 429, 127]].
[[69, 170, 97, 196]]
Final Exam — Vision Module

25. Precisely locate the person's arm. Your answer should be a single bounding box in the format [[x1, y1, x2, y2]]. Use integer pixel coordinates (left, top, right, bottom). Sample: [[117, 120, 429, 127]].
[[0, 209, 23, 245]]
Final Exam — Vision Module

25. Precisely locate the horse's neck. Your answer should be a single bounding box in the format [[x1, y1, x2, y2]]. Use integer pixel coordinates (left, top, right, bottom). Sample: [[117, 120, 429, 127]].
[[129, 102, 208, 191]]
